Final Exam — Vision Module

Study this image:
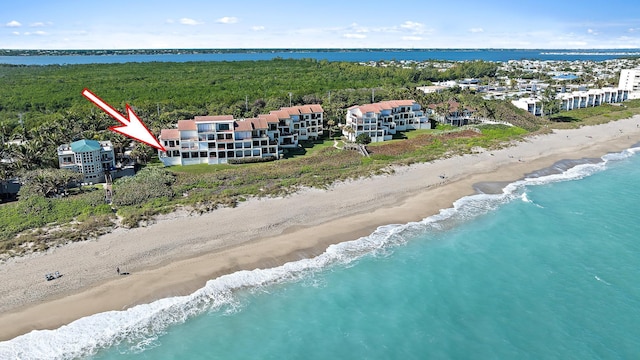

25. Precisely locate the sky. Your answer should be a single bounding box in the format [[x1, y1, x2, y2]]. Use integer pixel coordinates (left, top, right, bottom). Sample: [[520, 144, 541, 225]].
[[1, 0, 640, 50]]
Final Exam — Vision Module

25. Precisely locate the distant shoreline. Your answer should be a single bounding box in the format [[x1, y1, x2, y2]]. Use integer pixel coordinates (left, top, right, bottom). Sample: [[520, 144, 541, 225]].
[[2, 48, 638, 65], [0, 116, 639, 341]]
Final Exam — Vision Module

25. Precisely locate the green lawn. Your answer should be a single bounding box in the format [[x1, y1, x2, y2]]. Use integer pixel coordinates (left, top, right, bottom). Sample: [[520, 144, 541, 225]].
[[550, 100, 640, 129]]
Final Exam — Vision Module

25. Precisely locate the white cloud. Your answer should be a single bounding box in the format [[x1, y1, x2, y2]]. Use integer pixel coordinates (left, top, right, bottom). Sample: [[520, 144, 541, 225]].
[[166, 19, 175, 24], [217, 17, 238, 24], [6, 20, 22, 27], [179, 18, 203, 26], [251, 25, 265, 31], [587, 28, 599, 35], [343, 33, 366, 39], [400, 21, 425, 34], [33, 30, 47, 36], [402, 36, 422, 41], [469, 28, 484, 33], [30, 22, 50, 27], [11, 31, 19, 35]]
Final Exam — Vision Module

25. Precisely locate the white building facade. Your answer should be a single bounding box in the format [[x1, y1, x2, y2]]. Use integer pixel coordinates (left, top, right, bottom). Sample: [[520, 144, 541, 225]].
[[618, 69, 640, 99], [512, 88, 629, 116], [343, 100, 431, 143], [57, 139, 116, 183], [159, 105, 323, 166]]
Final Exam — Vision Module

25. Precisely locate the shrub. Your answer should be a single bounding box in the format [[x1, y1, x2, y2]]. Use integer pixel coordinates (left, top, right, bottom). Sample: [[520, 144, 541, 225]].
[[355, 133, 372, 144], [227, 155, 278, 164], [112, 167, 175, 207]]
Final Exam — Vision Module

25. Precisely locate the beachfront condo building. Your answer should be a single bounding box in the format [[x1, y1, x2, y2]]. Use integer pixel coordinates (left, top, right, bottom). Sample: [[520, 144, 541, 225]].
[[343, 100, 431, 143], [57, 139, 116, 183], [618, 69, 640, 99], [511, 87, 629, 116], [158, 105, 324, 166], [618, 69, 640, 92], [558, 88, 628, 111]]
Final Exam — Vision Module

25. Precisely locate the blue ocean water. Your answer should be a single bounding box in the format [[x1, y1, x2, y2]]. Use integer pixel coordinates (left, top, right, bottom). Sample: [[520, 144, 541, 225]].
[[1, 148, 639, 359], [1, 49, 640, 65]]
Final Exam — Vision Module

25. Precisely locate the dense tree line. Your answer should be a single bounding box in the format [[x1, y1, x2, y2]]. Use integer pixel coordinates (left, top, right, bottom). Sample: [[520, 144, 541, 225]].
[[0, 58, 531, 187]]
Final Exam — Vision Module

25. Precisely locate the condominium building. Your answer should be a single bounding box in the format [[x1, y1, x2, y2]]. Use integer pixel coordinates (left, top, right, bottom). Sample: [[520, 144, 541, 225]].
[[558, 88, 628, 111], [57, 139, 116, 183], [618, 69, 640, 92], [511, 87, 628, 115], [343, 100, 431, 143], [159, 104, 324, 166]]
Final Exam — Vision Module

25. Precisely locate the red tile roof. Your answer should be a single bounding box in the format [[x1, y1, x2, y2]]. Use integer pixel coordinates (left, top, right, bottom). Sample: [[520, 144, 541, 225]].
[[285, 104, 325, 114], [249, 117, 268, 130], [234, 120, 253, 132], [309, 104, 324, 113], [177, 120, 197, 131], [259, 113, 279, 123], [282, 107, 302, 116], [194, 115, 234, 122], [160, 129, 179, 139], [352, 100, 418, 114], [272, 110, 291, 119]]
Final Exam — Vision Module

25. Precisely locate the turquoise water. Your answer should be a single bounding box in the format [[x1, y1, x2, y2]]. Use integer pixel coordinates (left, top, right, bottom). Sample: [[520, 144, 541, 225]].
[[2, 49, 640, 65], [1, 148, 639, 359]]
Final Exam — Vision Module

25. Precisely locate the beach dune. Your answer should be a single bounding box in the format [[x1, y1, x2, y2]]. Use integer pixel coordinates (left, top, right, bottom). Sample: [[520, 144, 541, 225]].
[[1, 117, 639, 341]]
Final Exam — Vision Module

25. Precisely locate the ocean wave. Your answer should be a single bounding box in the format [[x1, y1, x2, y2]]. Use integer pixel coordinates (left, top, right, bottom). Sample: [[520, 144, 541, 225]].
[[0, 148, 636, 359]]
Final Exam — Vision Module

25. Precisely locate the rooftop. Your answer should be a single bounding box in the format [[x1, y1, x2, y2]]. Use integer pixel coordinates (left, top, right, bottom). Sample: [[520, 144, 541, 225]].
[[70, 139, 101, 153]]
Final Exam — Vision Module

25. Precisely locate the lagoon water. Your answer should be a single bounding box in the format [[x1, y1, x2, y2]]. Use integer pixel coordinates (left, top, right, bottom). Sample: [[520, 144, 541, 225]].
[[2, 49, 640, 65], [1, 147, 639, 359]]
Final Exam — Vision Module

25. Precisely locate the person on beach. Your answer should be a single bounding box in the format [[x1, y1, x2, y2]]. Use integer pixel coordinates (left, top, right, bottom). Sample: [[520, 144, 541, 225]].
[[117, 267, 120, 275]]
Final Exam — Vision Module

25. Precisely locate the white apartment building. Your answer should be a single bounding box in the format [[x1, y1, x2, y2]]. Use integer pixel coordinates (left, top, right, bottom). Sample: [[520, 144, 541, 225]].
[[511, 97, 544, 116], [618, 69, 640, 91], [159, 105, 323, 166], [511, 87, 628, 116], [618, 69, 640, 99], [558, 88, 628, 111], [57, 139, 116, 183], [343, 100, 431, 143]]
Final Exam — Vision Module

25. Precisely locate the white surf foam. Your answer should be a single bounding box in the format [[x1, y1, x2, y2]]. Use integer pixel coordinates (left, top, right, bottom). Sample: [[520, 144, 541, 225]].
[[0, 147, 636, 359]]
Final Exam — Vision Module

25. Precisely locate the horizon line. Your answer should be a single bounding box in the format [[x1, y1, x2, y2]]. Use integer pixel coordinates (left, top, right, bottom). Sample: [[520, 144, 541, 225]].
[[3, 47, 640, 52]]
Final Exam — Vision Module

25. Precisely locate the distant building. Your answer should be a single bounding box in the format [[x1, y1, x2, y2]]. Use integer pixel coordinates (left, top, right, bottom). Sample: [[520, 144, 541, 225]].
[[57, 139, 116, 183], [343, 100, 430, 143], [427, 100, 476, 126], [618, 69, 640, 99], [558, 88, 628, 111], [618, 69, 640, 92], [511, 97, 543, 117], [511, 87, 628, 116], [159, 105, 324, 166]]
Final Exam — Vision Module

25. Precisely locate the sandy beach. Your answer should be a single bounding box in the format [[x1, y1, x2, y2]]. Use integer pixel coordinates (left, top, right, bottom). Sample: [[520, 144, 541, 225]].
[[1, 117, 639, 341]]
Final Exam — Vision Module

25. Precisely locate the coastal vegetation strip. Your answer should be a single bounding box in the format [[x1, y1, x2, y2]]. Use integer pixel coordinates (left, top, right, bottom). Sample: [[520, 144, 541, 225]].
[[0, 59, 636, 259]]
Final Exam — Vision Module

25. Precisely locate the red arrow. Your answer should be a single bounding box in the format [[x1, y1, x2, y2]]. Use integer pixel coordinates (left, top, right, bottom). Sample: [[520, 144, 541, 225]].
[[82, 89, 166, 152]]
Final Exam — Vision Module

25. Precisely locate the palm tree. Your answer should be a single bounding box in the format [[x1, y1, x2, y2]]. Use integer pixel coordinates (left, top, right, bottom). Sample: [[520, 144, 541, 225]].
[[129, 143, 155, 165], [342, 125, 355, 142], [326, 119, 336, 139]]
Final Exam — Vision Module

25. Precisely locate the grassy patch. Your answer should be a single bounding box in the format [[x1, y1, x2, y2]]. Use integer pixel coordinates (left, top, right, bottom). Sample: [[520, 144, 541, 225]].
[[550, 101, 640, 129]]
